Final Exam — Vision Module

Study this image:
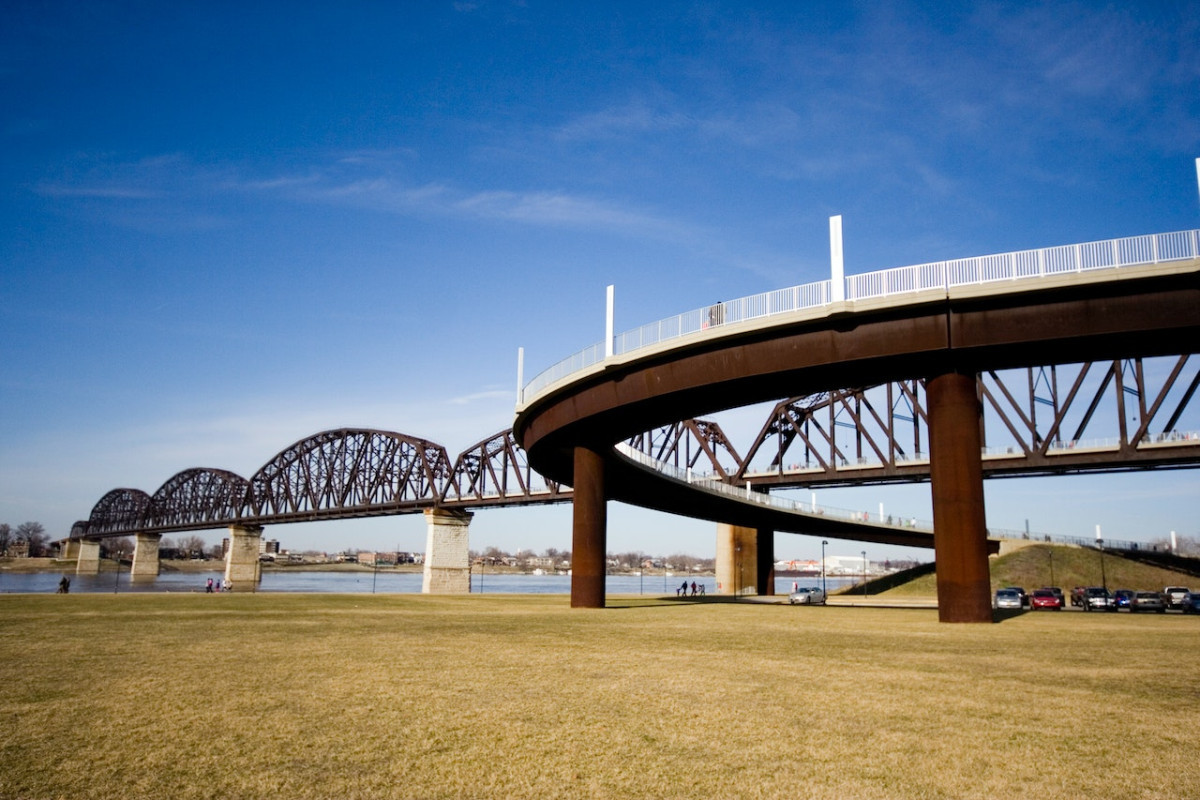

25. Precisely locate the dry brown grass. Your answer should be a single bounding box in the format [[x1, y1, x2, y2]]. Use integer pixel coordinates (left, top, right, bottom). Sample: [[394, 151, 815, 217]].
[[1, 592, 1197, 799]]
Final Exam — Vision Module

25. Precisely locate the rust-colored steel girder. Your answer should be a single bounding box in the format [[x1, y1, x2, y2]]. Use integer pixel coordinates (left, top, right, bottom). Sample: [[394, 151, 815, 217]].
[[441, 429, 570, 507], [515, 267, 1200, 490], [513, 263, 1199, 606], [735, 356, 1200, 488]]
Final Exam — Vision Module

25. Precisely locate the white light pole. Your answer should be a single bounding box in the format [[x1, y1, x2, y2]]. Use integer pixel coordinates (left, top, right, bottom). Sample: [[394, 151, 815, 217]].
[[829, 215, 845, 303], [821, 540, 828, 597], [605, 284, 615, 358]]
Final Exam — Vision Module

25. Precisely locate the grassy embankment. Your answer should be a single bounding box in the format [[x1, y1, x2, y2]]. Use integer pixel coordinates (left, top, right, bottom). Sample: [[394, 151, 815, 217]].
[[2, 589, 1198, 800], [875, 542, 1195, 598]]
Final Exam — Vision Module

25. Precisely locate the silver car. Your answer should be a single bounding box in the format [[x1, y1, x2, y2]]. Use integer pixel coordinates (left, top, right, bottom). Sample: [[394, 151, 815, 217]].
[[994, 588, 1024, 609], [789, 586, 826, 605]]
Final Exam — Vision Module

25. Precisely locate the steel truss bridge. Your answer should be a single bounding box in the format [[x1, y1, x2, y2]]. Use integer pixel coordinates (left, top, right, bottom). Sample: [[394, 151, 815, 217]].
[[74, 228, 1199, 604], [75, 355, 1199, 550]]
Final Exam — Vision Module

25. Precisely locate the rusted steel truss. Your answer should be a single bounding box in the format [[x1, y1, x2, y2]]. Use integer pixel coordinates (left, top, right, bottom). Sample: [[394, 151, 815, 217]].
[[624, 419, 742, 480], [736, 355, 1200, 487], [244, 429, 454, 523], [76, 357, 1197, 538], [442, 429, 569, 506]]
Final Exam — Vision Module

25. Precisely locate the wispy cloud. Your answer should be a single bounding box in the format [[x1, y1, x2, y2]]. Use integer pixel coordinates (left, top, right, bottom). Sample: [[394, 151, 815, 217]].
[[449, 389, 513, 406]]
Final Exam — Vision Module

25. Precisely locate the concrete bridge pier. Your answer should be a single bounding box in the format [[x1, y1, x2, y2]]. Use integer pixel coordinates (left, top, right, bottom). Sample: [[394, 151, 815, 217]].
[[130, 532, 162, 581], [570, 446, 607, 608], [927, 371, 993, 622], [76, 539, 102, 575], [422, 508, 473, 594], [224, 524, 264, 590], [716, 524, 758, 595]]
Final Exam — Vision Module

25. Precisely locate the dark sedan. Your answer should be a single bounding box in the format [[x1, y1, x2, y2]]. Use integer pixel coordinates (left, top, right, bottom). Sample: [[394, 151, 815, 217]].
[[1130, 591, 1166, 613], [1183, 592, 1200, 614]]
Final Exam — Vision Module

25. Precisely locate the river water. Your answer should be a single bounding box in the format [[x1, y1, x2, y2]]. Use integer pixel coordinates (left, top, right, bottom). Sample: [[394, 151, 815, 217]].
[[0, 569, 859, 596]]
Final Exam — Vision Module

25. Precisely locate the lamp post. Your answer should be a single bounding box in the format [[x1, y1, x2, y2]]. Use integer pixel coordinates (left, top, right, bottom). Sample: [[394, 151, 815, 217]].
[[821, 540, 828, 598], [1097, 539, 1107, 594], [1048, 548, 1055, 588], [861, 550, 867, 596]]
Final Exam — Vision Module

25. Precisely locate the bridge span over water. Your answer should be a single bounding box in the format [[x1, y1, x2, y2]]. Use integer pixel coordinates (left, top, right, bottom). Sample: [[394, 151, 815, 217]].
[[72, 229, 1200, 617], [514, 228, 1200, 621]]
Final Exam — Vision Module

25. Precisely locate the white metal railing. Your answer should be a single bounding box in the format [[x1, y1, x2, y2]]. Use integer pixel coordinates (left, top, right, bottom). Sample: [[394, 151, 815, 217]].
[[523, 229, 1200, 401]]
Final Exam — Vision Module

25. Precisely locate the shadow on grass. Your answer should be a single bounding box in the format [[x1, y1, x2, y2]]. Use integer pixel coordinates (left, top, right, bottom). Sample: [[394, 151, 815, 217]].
[[992, 607, 1030, 622]]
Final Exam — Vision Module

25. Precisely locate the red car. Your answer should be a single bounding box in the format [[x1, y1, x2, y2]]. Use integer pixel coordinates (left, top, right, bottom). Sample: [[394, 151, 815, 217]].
[[1030, 589, 1063, 610]]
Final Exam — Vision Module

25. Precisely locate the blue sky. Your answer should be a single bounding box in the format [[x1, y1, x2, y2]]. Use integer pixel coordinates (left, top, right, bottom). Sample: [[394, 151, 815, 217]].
[[2, 1, 1197, 562]]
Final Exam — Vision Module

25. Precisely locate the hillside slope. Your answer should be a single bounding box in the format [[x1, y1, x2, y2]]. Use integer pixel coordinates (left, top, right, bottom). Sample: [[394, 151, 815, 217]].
[[876, 544, 1197, 598]]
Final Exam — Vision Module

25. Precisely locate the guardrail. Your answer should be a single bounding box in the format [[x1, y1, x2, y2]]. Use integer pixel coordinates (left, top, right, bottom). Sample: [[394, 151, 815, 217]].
[[523, 229, 1200, 401], [619, 443, 1178, 551], [616, 443, 936, 532]]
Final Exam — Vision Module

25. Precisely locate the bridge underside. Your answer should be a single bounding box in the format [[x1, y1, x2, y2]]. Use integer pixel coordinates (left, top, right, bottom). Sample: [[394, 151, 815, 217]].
[[515, 262, 1200, 621]]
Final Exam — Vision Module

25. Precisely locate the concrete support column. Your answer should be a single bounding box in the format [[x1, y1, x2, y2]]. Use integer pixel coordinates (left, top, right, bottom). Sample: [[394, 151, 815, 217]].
[[927, 371, 992, 622], [76, 539, 101, 575], [61, 540, 81, 559], [571, 446, 607, 608], [715, 524, 757, 595], [130, 532, 163, 580], [422, 509, 473, 594], [224, 524, 264, 591], [756, 527, 775, 595]]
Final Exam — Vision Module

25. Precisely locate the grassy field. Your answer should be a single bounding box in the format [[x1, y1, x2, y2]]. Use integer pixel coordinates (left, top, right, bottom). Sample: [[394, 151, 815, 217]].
[[1, 593, 1197, 800]]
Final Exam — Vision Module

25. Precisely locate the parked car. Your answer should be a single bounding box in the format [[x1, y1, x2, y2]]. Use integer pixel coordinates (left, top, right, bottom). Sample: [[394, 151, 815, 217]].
[[994, 588, 1024, 610], [1044, 586, 1065, 605], [1082, 587, 1115, 612], [1163, 586, 1191, 611], [1182, 592, 1200, 614], [1112, 589, 1136, 610], [1030, 588, 1062, 610], [788, 586, 826, 605], [1130, 591, 1166, 613]]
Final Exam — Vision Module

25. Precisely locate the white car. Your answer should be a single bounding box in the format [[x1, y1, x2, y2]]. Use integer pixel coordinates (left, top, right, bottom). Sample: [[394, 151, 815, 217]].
[[789, 587, 826, 605]]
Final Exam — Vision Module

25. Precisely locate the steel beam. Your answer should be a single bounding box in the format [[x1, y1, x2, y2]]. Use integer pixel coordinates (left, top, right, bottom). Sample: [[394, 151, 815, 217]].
[[927, 372, 992, 622], [756, 526, 775, 595], [571, 446, 607, 608]]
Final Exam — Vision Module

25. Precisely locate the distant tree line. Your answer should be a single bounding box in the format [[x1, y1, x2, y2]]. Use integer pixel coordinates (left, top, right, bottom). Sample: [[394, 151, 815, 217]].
[[464, 546, 716, 572], [0, 522, 48, 557]]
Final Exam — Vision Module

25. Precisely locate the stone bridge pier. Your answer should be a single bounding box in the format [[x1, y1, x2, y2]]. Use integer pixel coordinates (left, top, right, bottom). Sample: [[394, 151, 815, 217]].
[[130, 532, 163, 581], [224, 524, 264, 590], [76, 539, 102, 575], [422, 508, 473, 593]]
